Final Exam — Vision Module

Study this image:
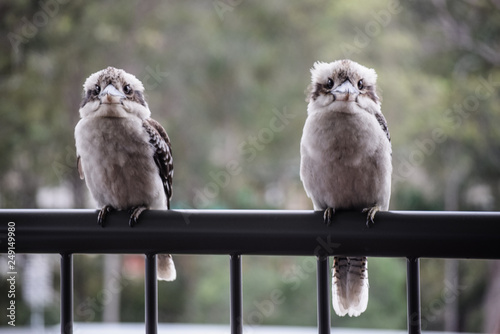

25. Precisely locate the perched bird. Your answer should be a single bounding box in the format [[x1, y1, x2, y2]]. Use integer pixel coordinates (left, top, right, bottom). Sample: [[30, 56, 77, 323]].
[[300, 60, 392, 316], [75, 66, 176, 281]]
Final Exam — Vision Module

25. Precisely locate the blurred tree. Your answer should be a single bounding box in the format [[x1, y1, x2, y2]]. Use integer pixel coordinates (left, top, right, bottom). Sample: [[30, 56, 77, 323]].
[[0, 0, 499, 331], [406, 1, 500, 331]]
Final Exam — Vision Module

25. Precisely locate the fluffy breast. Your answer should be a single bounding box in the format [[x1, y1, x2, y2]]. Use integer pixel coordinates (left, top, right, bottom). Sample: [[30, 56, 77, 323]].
[[300, 109, 392, 210], [75, 117, 166, 210]]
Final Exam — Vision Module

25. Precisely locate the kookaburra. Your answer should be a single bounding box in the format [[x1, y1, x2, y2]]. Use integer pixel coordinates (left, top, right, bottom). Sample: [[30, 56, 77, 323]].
[[300, 60, 392, 317], [75, 66, 176, 281]]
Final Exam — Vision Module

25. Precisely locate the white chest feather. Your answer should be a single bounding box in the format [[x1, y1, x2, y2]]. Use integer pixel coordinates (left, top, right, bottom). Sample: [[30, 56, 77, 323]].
[[300, 110, 392, 211], [75, 117, 166, 210]]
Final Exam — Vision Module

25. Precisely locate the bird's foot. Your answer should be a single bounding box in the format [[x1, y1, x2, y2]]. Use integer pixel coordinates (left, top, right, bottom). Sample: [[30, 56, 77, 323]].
[[323, 207, 335, 226], [129, 205, 148, 227], [97, 205, 115, 227], [362, 205, 380, 228]]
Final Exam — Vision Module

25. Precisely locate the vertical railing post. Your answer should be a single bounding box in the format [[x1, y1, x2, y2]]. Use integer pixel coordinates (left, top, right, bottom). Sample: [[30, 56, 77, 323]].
[[145, 254, 158, 334], [60, 253, 73, 334], [407, 257, 421, 334], [317, 256, 331, 334], [230, 254, 243, 334]]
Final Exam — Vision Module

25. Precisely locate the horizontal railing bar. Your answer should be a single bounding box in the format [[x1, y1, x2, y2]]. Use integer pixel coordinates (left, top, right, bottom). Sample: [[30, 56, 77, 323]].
[[0, 209, 500, 258]]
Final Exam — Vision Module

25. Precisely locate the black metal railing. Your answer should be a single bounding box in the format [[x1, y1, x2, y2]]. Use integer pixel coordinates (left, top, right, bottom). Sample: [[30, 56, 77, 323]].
[[1, 209, 500, 334]]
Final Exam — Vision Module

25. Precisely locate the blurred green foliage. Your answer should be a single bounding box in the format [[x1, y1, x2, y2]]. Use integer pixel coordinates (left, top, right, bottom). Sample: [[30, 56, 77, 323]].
[[1, 0, 500, 331]]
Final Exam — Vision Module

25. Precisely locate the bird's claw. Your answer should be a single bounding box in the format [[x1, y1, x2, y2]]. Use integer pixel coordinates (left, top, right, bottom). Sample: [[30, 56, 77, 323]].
[[129, 206, 148, 227], [97, 205, 114, 227], [362, 205, 380, 228], [323, 207, 335, 226]]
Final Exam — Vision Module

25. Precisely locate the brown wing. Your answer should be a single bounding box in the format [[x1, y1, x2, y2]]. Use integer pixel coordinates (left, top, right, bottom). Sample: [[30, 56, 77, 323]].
[[143, 118, 173, 209], [375, 112, 391, 143]]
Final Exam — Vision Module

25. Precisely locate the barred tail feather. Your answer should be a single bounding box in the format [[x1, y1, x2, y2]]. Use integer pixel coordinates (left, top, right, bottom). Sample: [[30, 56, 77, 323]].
[[332, 256, 369, 317], [332, 256, 350, 316], [346, 257, 369, 316]]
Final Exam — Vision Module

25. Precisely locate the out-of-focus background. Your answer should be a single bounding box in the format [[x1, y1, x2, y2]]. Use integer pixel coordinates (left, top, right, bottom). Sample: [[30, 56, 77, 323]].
[[1, 0, 499, 332]]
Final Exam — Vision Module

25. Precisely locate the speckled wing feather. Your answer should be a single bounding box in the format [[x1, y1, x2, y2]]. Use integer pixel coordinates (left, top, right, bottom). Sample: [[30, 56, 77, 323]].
[[375, 112, 391, 142], [143, 118, 173, 209]]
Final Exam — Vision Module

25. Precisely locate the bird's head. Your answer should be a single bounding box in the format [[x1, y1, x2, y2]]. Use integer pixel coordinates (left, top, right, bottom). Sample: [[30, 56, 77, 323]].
[[79, 67, 151, 119], [306, 59, 380, 116]]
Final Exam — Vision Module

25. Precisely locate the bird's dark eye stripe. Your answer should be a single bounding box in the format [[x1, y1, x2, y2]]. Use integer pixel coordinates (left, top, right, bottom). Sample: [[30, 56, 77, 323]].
[[80, 90, 93, 108], [133, 90, 147, 106]]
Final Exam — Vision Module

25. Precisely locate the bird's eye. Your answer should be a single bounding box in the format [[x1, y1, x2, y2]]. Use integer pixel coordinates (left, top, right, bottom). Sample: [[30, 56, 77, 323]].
[[326, 78, 334, 89], [358, 80, 364, 90], [123, 84, 133, 95], [93, 84, 101, 95]]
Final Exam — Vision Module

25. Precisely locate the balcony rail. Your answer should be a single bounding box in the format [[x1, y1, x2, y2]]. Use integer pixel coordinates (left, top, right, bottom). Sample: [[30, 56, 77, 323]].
[[1, 209, 500, 334]]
